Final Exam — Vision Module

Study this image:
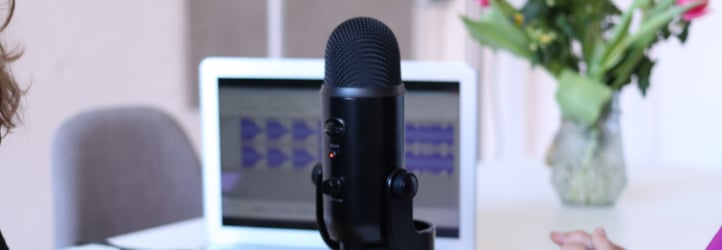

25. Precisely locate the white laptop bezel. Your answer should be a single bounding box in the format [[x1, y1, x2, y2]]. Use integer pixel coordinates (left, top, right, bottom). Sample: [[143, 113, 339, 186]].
[[199, 57, 477, 249]]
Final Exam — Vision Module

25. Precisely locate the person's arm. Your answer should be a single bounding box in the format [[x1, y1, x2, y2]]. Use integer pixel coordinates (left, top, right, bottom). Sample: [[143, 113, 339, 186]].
[[550, 228, 624, 250]]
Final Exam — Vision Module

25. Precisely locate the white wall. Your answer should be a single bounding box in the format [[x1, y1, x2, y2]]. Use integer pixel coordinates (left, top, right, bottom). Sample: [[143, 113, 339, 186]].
[[653, 7, 722, 167], [0, 1, 199, 249]]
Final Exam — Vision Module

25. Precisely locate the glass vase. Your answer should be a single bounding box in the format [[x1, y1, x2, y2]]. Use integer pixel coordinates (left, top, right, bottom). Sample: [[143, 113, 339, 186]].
[[546, 95, 627, 206]]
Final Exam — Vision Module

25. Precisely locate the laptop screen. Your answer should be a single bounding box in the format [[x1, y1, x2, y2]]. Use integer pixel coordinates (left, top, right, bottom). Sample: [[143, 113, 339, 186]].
[[217, 78, 460, 237]]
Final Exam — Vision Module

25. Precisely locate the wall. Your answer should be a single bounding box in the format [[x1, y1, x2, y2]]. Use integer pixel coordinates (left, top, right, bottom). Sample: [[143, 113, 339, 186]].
[[282, 0, 414, 59], [0, 1, 198, 249]]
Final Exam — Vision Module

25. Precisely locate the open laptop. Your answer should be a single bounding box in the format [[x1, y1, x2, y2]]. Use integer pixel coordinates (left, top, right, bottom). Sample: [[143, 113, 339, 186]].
[[199, 58, 478, 249]]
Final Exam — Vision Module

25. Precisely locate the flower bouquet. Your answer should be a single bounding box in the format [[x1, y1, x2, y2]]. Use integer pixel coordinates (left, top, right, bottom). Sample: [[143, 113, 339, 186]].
[[463, 0, 708, 205]]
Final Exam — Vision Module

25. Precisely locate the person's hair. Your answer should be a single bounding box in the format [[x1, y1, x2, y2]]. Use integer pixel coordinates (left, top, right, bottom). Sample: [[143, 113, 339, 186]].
[[0, 0, 22, 143]]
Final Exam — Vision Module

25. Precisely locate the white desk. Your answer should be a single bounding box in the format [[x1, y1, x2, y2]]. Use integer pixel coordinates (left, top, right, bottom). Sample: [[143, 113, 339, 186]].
[[59, 244, 120, 250], [106, 162, 722, 250], [476, 161, 722, 249], [107, 218, 206, 249]]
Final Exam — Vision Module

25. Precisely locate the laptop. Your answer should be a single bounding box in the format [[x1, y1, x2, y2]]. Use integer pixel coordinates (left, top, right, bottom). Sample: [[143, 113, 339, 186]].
[[199, 58, 478, 249]]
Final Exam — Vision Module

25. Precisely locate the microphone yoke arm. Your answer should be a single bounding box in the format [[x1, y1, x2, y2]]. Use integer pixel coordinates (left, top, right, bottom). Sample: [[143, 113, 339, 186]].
[[386, 169, 435, 250], [312, 164, 435, 250]]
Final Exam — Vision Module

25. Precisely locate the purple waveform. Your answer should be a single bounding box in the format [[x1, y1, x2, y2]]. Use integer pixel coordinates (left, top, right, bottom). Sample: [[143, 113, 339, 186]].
[[292, 149, 316, 169], [267, 120, 287, 140], [267, 148, 288, 168], [242, 146, 262, 168], [241, 118, 262, 140], [405, 151, 454, 175], [292, 120, 315, 141], [405, 123, 454, 145], [221, 171, 241, 193], [405, 124, 419, 144]]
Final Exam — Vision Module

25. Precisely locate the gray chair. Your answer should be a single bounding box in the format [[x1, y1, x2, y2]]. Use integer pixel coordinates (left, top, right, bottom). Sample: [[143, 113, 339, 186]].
[[51, 106, 203, 248]]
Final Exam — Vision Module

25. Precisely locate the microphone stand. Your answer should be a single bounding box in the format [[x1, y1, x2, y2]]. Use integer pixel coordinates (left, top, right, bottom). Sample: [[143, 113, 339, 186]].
[[312, 164, 435, 250]]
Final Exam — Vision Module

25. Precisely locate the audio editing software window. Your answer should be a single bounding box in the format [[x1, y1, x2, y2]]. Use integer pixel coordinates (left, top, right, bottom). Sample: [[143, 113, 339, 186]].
[[218, 79, 460, 237]]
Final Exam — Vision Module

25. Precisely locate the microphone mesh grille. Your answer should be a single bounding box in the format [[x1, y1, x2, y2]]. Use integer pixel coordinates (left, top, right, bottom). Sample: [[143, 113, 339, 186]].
[[324, 17, 401, 87]]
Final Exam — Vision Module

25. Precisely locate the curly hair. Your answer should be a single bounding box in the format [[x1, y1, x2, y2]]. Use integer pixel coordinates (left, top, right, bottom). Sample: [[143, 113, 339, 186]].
[[0, 0, 22, 143]]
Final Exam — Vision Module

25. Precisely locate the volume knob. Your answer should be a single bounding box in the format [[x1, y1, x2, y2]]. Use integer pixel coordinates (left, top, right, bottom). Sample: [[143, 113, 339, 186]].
[[322, 177, 344, 199], [324, 118, 345, 138]]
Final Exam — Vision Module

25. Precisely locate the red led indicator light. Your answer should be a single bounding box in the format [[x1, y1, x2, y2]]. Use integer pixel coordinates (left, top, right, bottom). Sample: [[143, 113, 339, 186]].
[[328, 152, 336, 159]]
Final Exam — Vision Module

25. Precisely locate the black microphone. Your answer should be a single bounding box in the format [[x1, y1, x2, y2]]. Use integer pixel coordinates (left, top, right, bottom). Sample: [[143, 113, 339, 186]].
[[312, 17, 435, 250]]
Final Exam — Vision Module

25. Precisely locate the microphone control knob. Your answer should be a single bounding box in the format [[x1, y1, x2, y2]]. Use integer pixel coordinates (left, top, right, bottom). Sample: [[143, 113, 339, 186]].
[[391, 172, 419, 199], [324, 118, 345, 138], [322, 178, 344, 199], [311, 163, 322, 186]]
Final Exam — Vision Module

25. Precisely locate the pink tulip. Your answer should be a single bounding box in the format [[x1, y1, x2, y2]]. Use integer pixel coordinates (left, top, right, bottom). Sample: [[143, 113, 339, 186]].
[[677, 0, 709, 21], [478, 0, 490, 7]]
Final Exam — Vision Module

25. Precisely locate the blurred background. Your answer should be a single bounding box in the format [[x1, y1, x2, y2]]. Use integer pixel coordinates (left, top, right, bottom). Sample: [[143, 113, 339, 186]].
[[0, 0, 719, 249]]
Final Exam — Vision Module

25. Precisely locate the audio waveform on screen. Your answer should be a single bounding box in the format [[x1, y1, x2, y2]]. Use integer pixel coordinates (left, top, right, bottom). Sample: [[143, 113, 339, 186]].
[[241, 146, 262, 167], [267, 148, 287, 168], [405, 152, 454, 175], [266, 120, 287, 140], [293, 120, 316, 140], [404, 123, 455, 175], [405, 124, 454, 145], [239, 118, 321, 170], [221, 171, 241, 193], [294, 149, 317, 168], [238, 117, 456, 175], [241, 118, 262, 140]]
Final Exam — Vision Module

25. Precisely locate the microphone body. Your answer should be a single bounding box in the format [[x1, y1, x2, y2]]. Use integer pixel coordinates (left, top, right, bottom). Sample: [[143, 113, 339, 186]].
[[321, 85, 405, 246], [313, 16, 434, 250]]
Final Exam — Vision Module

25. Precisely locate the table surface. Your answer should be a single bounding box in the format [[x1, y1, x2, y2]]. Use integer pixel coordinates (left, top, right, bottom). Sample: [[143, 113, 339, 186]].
[[107, 218, 205, 249], [476, 161, 722, 250], [58, 243, 121, 250], [106, 161, 722, 250]]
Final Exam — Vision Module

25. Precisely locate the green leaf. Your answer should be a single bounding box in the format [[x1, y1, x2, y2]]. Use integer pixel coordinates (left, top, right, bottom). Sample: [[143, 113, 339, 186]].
[[610, 1, 702, 88], [611, 47, 645, 88], [569, 0, 619, 67], [521, 0, 548, 24], [581, 28, 602, 68], [678, 21, 691, 43], [491, 0, 519, 18], [629, 1, 702, 49], [556, 70, 613, 126], [589, 0, 639, 80], [635, 56, 654, 96], [660, 26, 672, 40], [554, 15, 576, 38], [461, 16, 532, 59], [488, 1, 518, 25], [650, 0, 677, 17]]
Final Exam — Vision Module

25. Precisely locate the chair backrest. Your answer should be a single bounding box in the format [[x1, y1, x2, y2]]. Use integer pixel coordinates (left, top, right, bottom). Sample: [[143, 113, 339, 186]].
[[51, 106, 202, 248]]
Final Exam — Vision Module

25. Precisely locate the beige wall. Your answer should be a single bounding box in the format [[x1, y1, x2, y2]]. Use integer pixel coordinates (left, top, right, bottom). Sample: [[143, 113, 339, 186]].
[[0, 1, 199, 249], [282, 0, 414, 59]]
